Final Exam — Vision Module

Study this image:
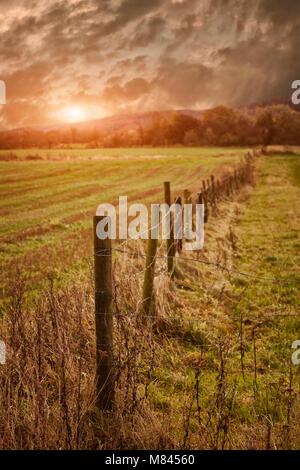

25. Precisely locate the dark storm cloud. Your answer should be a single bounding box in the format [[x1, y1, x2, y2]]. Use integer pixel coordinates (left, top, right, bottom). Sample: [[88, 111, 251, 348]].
[[152, 58, 214, 108], [257, 0, 300, 27], [211, 0, 300, 104], [0, 0, 299, 128]]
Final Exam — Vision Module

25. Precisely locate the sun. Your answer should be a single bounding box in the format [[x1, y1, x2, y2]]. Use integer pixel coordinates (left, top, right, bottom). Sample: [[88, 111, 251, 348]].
[[55, 104, 105, 123], [66, 107, 85, 122]]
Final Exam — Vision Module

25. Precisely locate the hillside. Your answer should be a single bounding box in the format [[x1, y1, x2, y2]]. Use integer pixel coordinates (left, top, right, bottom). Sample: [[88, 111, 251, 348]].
[[2, 109, 204, 135], [2, 96, 297, 137], [0, 97, 299, 149]]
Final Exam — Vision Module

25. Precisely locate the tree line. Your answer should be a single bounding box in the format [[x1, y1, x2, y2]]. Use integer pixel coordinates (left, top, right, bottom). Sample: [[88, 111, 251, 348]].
[[0, 104, 299, 149]]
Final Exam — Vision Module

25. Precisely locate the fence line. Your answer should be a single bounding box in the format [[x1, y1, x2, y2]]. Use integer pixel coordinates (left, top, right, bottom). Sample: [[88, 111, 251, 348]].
[[92, 148, 300, 409], [111, 361, 299, 377], [95, 247, 300, 283], [93, 311, 300, 323]]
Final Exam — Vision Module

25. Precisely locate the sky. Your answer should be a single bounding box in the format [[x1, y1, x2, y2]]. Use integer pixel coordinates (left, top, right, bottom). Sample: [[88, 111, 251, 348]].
[[0, 0, 299, 129]]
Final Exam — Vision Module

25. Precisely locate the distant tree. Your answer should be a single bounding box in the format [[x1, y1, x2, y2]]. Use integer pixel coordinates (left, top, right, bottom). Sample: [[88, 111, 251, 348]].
[[255, 109, 276, 145], [166, 113, 199, 144], [262, 105, 300, 145], [204, 127, 216, 145], [202, 106, 238, 144], [184, 128, 199, 146]]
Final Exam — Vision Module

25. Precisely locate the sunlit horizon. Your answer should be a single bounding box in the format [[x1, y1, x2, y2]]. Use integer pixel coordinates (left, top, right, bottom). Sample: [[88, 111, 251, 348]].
[[52, 104, 108, 125]]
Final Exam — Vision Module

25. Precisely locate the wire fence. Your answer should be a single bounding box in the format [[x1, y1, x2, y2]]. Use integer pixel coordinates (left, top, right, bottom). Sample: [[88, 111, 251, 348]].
[[95, 247, 300, 283], [92, 148, 300, 409]]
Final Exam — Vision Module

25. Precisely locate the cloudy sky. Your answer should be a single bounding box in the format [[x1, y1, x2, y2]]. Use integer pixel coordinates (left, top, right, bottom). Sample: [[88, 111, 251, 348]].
[[0, 0, 299, 129]]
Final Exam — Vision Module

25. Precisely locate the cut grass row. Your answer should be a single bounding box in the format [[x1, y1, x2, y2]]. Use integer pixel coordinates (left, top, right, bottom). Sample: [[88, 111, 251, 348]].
[[0, 146, 248, 160], [0, 150, 243, 289]]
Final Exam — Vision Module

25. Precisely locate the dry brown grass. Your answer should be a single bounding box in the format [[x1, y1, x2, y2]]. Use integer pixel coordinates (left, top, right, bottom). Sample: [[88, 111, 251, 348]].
[[1, 269, 298, 449]]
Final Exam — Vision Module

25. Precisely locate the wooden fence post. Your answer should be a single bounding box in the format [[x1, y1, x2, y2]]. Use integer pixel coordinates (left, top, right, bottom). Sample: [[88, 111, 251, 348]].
[[210, 174, 215, 193], [234, 169, 238, 190], [164, 182, 175, 273], [142, 227, 158, 317], [198, 192, 205, 219], [210, 174, 216, 207], [93, 215, 114, 410], [220, 178, 225, 197], [216, 179, 221, 199], [225, 177, 230, 197], [174, 196, 182, 253], [203, 190, 209, 223], [241, 165, 245, 185], [229, 175, 233, 195], [184, 188, 196, 233], [183, 189, 191, 205]]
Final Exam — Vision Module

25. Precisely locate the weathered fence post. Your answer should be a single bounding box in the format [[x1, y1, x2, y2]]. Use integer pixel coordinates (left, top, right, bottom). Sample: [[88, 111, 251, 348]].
[[210, 174, 215, 195], [216, 179, 221, 200], [240, 165, 245, 185], [184, 188, 196, 233], [164, 182, 175, 273], [174, 196, 182, 253], [229, 175, 234, 195], [225, 177, 230, 197], [198, 192, 204, 216], [234, 169, 239, 190], [206, 179, 210, 197], [93, 215, 114, 410], [183, 189, 191, 205], [203, 190, 209, 223], [210, 174, 216, 209], [142, 226, 158, 317]]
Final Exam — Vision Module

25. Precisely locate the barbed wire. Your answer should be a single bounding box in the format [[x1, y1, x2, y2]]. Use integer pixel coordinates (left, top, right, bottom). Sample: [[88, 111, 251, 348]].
[[94, 155, 253, 256], [95, 310, 300, 323], [104, 359, 299, 377], [98, 199, 174, 253], [98, 153, 299, 388], [94, 247, 300, 284], [92, 154, 282, 286]]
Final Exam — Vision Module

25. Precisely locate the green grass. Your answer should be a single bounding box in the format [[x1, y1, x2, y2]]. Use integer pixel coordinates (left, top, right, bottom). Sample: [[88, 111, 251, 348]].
[[143, 153, 300, 447], [230, 154, 300, 373], [290, 154, 300, 186], [0, 148, 243, 297], [0, 146, 247, 159]]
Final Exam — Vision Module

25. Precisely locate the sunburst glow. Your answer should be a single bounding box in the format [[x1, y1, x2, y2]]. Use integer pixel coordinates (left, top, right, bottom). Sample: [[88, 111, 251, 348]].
[[65, 107, 85, 122]]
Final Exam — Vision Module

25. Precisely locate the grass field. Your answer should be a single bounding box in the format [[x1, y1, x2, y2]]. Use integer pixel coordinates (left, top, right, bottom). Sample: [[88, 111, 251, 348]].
[[0, 146, 247, 160], [0, 148, 244, 299], [0, 148, 299, 449]]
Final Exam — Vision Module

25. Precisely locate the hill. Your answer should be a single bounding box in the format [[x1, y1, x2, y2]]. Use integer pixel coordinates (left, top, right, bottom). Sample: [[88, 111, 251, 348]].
[[3, 109, 204, 135], [1, 95, 298, 137]]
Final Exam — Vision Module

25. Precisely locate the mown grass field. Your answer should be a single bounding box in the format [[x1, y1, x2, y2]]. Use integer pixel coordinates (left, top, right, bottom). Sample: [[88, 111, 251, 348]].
[[0, 146, 246, 160], [0, 147, 299, 449], [0, 147, 244, 299]]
